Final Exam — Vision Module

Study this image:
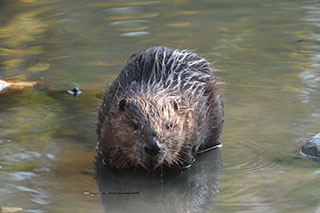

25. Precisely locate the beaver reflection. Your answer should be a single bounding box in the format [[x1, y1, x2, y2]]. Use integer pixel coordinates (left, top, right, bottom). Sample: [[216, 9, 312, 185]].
[[95, 148, 222, 213]]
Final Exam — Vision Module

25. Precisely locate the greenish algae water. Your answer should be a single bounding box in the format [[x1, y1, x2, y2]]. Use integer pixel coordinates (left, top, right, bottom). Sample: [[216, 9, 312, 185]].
[[1, 0, 320, 212]]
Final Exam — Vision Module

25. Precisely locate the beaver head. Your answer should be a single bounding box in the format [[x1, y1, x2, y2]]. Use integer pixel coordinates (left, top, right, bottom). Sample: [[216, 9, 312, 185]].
[[99, 94, 195, 171]]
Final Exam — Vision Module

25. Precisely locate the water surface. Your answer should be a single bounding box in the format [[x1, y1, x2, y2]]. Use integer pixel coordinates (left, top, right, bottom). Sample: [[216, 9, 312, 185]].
[[1, 0, 320, 212]]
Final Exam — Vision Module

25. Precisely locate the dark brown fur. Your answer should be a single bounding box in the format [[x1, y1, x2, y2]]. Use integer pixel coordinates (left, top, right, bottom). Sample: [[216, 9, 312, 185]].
[[97, 46, 224, 171]]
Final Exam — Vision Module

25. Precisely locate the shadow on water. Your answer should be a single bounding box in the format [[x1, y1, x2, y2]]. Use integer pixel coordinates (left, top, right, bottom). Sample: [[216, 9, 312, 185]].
[[95, 148, 222, 213]]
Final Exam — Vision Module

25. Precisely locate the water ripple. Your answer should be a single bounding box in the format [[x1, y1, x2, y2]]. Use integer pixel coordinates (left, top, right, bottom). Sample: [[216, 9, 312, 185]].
[[10, 171, 36, 181], [105, 7, 141, 14], [300, 3, 320, 118], [109, 19, 149, 27], [223, 140, 280, 174], [104, 4, 153, 37], [16, 185, 52, 205], [3, 149, 41, 162], [120, 31, 149, 37]]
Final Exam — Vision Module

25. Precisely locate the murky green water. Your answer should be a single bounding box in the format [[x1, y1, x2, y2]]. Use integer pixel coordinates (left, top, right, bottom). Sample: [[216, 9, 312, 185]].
[[1, 0, 320, 212]]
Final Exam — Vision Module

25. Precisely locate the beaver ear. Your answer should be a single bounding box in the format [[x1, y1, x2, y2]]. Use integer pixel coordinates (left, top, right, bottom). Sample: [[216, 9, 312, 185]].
[[119, 99, 127, 111]]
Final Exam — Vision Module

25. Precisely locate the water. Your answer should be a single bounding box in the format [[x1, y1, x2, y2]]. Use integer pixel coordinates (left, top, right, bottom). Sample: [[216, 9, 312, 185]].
[[1, 0, 320, 212]]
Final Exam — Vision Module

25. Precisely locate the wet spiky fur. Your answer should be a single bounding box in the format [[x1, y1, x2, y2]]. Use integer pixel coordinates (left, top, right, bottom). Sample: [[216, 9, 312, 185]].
[[97, 46, 224, 171]]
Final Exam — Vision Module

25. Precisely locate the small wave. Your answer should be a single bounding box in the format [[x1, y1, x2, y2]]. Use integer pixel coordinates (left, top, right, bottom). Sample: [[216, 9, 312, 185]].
[[10, 171, 36, 181], [109, 19, 149, 27], [16, 185, 52, 205], [222, 140, 280, 174], [120, 31, 149, 37], [105, 7, 141, 15]]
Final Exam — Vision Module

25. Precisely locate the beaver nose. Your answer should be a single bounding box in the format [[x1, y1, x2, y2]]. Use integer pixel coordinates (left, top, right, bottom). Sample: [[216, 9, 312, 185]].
[[145, 141, 161, 155]]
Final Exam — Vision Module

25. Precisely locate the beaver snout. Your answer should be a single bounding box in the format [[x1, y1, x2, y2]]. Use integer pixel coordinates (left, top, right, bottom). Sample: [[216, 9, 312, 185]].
[[144, 141, 161, 155]]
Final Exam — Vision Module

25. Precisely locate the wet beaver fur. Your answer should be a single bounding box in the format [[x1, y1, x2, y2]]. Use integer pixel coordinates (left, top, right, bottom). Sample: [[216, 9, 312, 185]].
[[96, 46, 224, 171]]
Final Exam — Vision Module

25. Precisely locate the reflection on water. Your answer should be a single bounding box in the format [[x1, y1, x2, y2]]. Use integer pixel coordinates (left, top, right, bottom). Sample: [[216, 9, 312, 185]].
[[300, 3, 320, 118], [1, 0, 320, 212], [96, 149, 221, 213]]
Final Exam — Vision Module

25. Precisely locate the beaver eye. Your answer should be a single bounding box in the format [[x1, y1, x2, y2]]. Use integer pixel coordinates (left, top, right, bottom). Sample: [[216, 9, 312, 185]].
[[132, 120, 139, 131]]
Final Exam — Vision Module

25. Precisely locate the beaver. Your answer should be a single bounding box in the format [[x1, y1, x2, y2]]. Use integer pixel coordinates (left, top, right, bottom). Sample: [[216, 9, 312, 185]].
[[96, 46, 224, 171]]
